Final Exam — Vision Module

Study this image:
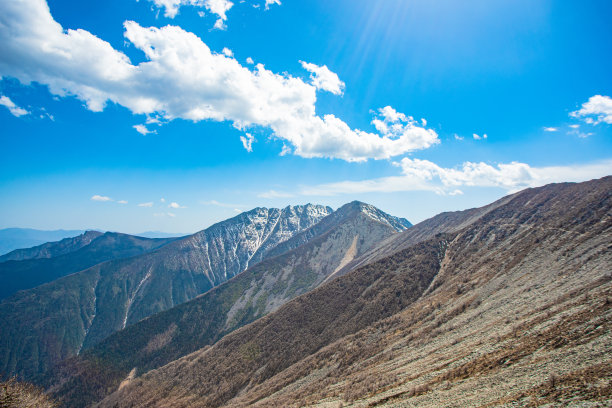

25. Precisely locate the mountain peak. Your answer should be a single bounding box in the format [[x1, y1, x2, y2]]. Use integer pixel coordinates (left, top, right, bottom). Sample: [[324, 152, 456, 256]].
[[336, 201, 412, 232]]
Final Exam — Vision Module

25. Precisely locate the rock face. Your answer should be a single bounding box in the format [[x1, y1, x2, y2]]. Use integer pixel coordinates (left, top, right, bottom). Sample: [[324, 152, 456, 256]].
[[0, 232, 175, 300], [48, 201, 409, 407], [0, 204, 332, 381], [97, 177, 611, 408]]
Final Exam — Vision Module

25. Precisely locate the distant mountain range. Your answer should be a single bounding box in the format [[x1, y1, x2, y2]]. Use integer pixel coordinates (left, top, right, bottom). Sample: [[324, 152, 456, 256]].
[[0, 229, 190, 257], [1, 204, 368, 380], [0, 232, 177, 300], [0, 228, 88, 256]]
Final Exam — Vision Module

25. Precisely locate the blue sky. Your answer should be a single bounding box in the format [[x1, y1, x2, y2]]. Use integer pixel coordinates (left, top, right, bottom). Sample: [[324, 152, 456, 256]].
[[0, 0, 611, 233]]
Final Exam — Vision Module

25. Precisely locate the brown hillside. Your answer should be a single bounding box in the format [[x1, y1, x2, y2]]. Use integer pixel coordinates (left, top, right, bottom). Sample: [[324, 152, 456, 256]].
[[99, 177, 612, 407]]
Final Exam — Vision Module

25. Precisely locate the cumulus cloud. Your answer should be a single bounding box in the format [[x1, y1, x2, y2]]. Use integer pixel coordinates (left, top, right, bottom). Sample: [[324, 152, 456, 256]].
[[0, 1, 439, 162], [240, 133, 255, 152], [299, 61, 345, 95], [297, 158, 612, 196], [168, 202, 185, 208], [0, 95, 30, 117], [91, 195, 112, 201], [543, 127, 558, 132], [571, 95, 612, 125], [472, 133, 487, 140], [138, 202, 154, 207], [147, 0, 233, 21], [221, 47, 233, 57], [246, 57, 254, 65]]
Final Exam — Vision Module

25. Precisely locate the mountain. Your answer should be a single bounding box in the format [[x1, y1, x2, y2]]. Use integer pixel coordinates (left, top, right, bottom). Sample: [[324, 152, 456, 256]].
[[134, 231, 190, 239], [0, 232, 177, 301], [0, 230, 103, 262], [0, 204, 332, 380], [48, 201, 410, 407], [0, 228, 86, 256], [98, 177, 611, 408]]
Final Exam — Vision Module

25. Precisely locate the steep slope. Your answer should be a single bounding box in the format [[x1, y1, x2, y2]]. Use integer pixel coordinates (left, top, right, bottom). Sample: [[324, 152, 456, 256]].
[[0, 230, 102, 262], [0, 204, 331, 381], [49, 202, 409, 407], [100, 177, 611, 408], [0, 232, 175, 300], [0, 228, 86, 256]]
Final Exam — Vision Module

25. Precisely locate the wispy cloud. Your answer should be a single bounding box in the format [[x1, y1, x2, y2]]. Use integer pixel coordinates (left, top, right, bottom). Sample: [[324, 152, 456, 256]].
[[168, 202, 186, 209], [294, 158, 612, 197], [133, 124, 155, 135], [138, 202, 154, 207], [240, 133, 255, 152], [201, 200, 246, 208], [543, 127, 558, 132], [0, 95, 30, 117], [91, 195, 112, 202], [117, 200, 128, 204], [472, 133, 488, 140], [258, 190, 295, 199]]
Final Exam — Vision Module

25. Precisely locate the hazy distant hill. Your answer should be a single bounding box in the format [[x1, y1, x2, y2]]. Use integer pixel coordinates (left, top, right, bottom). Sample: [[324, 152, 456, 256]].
[[0, 228, 86, 256], [0, 232, 176, 300], [48, 201, 410, 406], [0, 204, 333, 380], [97, 177, 611, 408], [0, 230, 103, 262], [134, 231, 190, 239]]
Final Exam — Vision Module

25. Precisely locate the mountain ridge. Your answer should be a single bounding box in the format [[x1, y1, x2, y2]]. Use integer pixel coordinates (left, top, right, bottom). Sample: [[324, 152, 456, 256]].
[[96, 177, 612, 408], [0, 204, 334, 380]]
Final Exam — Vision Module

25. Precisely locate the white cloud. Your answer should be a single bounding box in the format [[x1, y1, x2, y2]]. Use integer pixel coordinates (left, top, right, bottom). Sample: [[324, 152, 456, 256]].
[[454, 134, 464, 141], [543, 127, 558, 132], [568, 129, 593, 138], [240, 132, 255, 152], [300, 61, 345, 95], [472, 133, 487, 140], [569, 124, 580, 129], [117, 200, 128, 204], [571, 95, 612, 125], [297, 158, 612, 196], [264, 0, 281, 9], [167, 212, 176, 217], [213, 18, 226, 30], [160, 198, 166, 203], [147, 0, 233, 22], [246, 57, 254, 65], [0, 1, 440, 162], [168, 202, 185, 208], [138, 202, 154, 207], [0, 95, 30, 117], [222, 47, 233, 57], [133, 124, 155, 135], [258, 189, 295, 198], [91, 195, 112, 202], [201, 199, 246, 208]]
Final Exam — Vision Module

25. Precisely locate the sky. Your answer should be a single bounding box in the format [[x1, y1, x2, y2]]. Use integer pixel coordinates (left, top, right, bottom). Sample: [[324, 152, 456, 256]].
[[0, 0, 611, 234]]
